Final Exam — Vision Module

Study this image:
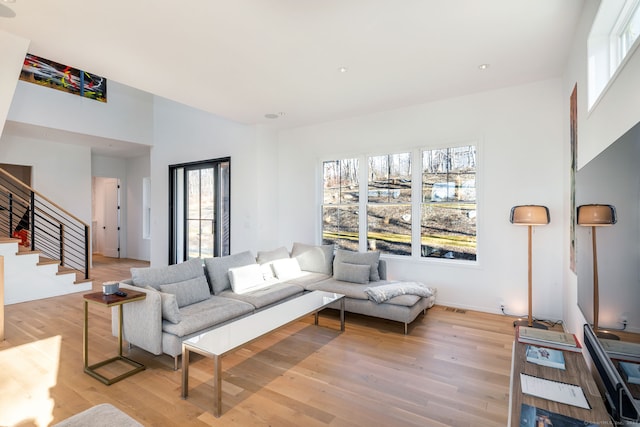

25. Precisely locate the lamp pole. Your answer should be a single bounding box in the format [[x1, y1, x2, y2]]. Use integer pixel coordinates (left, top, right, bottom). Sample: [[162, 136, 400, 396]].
[[591, 225, 599, 333], [527, 225, 533, 327]]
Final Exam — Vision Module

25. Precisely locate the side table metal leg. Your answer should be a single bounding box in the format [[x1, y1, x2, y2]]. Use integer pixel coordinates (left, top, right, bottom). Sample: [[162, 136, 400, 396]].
[[118, 304, 124, 357], [340, 298, 345, 332], [214, 354, 222, 417], [83, 300, 89, 368]]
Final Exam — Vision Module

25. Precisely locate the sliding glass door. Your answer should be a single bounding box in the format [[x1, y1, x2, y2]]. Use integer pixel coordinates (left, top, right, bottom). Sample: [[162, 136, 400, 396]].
[[169, 158, 230, 264]]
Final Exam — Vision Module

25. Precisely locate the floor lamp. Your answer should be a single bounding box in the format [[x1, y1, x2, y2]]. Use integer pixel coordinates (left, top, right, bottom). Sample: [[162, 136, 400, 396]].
[[510, 205, 550, 329], [577, 204, 618, 340]]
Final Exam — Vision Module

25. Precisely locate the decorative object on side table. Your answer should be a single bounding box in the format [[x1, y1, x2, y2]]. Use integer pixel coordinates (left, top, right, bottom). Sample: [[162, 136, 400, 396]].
[[510, 205, 550, 329], [102, 280, 120, 295], [576, 204, 619, 340]]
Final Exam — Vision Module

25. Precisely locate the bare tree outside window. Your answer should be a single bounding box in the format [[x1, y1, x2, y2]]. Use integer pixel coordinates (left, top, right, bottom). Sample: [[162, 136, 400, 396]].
[[367, 153, 412, 255], [322, 159, 359, 251], [421, 145, 477, 260], [321, 144, 477, 262]]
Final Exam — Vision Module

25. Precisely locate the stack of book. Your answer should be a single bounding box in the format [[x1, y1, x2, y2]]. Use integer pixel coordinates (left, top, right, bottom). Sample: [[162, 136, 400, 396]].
[[517, 326, 582, 352]]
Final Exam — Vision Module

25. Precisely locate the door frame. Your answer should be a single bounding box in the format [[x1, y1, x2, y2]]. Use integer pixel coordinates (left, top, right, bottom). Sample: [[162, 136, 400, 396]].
[[168, 157, 231, 264], [92, 176, 121, 258]]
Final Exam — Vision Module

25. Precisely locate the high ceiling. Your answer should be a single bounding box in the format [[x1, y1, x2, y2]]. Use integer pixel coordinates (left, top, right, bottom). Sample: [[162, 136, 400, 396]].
[[1, 0, 584, 130]]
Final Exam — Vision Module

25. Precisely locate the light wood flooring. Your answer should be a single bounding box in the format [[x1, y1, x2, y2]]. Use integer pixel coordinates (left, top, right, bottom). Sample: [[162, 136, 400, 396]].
[[0, 255, 518, 426]]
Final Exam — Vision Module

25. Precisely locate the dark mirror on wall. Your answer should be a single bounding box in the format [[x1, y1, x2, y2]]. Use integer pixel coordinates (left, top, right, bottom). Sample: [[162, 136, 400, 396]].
[[575, 121, 640, 347]]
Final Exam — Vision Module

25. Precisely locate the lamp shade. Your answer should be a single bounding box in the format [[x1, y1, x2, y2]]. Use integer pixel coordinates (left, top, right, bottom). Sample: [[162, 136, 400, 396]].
[[577, 204, 616, 226], [510, 205, 550, 225]]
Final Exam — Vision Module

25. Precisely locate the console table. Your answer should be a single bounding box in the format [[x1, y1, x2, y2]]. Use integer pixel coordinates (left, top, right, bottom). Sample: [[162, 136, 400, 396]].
[[509, 339, 611, 426]]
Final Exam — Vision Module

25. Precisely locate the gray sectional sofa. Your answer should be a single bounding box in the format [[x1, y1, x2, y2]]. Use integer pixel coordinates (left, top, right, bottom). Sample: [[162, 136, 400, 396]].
[[112, 243, 436, 368]]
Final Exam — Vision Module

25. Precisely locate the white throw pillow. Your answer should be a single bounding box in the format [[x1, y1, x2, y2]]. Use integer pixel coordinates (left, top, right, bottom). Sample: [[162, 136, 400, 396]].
[[271, 257, 303, 280], [260, 263, 276, 280], [228, 263, 269, 294]]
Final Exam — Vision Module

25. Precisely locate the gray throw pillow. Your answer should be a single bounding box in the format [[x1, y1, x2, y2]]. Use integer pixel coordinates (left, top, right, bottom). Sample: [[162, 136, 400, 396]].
[[291, 242, 334, 275], [333, 249, 381, 282], [131, 257, 204, 290], [333, 262, 370, 284], [159, 276, 210, 308], [204, 251, 257, 295], [145, 286, 181, 323], [256, 247, 290, 264]]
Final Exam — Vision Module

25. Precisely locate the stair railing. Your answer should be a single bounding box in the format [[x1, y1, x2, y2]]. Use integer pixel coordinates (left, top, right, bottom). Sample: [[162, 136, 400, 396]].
[[0, 168, 90, 280]]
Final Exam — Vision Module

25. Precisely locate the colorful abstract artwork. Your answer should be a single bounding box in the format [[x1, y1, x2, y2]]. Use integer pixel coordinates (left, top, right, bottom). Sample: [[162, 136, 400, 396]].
[[20, 53, 107, 102]]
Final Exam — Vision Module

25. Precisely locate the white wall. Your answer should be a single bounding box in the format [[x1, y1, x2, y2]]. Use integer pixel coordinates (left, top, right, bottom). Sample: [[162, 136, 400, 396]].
[[150, 97, 261, 266], [255, 126, 280, 250], [8, 79, 153, 145], [0, 133, 92, 223], [277, 79, 565, 318], [0, 31, 29, 137], [562, 0, 640, 335]]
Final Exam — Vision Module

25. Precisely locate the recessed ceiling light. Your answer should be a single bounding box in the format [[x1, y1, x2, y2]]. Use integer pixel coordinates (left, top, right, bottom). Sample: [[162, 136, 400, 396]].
[[478, 64, 490, 70], [338, 67, 348, 73], [264, 112, 285, 119], [1, 0, 16, 3]]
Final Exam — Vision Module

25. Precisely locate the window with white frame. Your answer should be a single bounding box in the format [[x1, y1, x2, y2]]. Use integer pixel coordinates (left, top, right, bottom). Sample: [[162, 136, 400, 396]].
[[588, 0, 640, 109], [421, 145, 477, 260], [367, 152, 412, 255], [321, 144, 477, 262], [619, 2, 640, 58], [322, 158, 360, 251]]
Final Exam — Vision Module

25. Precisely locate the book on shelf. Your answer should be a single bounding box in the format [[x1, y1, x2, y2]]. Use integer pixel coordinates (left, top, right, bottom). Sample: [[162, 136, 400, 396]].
[[619, 360, 640, 385], [516, 326, 582, 352], [526, 345, 566, 369], [519, 403, 598, 427], [599, 338, 640, 363]]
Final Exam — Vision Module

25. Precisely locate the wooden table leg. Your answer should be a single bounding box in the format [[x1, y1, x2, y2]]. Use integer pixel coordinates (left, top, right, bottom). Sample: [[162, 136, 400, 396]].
[[181, 346, 189, 399], [214, 354, 222, 417], [83, 300, 89, 368]]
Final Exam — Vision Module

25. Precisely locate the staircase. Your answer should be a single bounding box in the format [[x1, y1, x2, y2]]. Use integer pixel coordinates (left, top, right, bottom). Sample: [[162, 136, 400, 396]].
[[0, 168, 93, 305], [0, 238, 92, 304]]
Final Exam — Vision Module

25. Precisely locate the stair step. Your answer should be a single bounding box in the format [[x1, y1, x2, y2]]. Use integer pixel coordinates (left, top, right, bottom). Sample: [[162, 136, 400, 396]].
[[16, 249, 42, 256], [0, 237, 21, 244]]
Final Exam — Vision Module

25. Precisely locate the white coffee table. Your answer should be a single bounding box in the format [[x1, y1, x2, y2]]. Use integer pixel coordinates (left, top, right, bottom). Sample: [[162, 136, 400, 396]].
[[181, 290, 345, 417]]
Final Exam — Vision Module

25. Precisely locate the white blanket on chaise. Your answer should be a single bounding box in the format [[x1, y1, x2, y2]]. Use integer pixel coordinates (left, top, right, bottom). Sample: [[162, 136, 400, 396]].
[[364, 281, 433, 303]]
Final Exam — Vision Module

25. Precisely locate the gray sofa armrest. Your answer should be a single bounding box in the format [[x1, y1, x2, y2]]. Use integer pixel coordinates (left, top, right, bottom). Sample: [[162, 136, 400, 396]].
[[111, 283, 163, 355]]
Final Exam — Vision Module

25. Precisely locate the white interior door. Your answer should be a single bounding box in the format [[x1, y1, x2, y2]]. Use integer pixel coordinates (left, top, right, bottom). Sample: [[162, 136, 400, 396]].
[[102, 178, 120, 258]]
